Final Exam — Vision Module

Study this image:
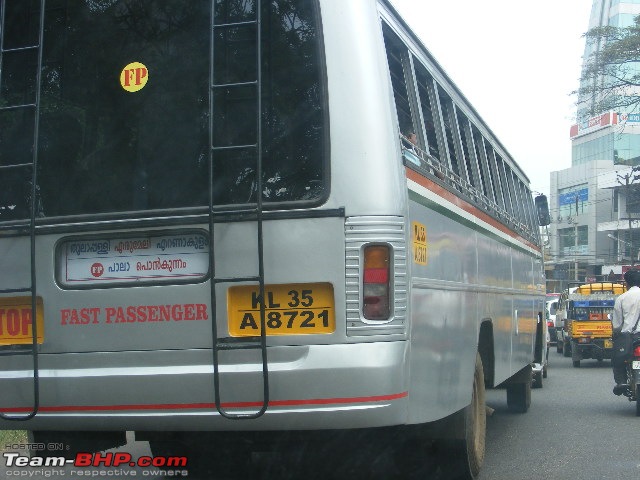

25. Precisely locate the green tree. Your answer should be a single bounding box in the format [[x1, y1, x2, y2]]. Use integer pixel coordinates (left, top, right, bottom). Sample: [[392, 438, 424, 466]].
[[576, 14, 640, 117]]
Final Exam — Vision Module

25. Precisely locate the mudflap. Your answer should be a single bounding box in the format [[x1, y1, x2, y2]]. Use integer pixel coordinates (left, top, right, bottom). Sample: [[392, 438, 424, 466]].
[[501, 364, 532, 413]]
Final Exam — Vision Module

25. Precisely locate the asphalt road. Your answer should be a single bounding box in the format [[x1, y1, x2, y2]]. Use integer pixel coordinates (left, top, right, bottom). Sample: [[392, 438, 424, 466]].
[[2, 351, 638, 479], [480, 350, 640, 480]]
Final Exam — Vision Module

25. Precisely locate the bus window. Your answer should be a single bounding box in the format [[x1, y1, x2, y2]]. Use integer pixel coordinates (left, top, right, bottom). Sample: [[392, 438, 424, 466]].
[[472, 128, 492, 201], [212, 0, 327, 206], [0, 0, 327, 220], [513, 177, 528, 230], [439, 91, 461, 177], [495, 154, 515, 216], [382, 27, 416, 143], [414, 63, 441, 161], [504, 164, 520, 219], [457, 112, 481, 189], [485, 146, 505, 212]]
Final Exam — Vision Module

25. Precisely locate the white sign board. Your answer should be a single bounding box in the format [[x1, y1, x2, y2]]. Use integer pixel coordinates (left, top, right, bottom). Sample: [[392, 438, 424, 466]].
[[58, 231, 209, 287]]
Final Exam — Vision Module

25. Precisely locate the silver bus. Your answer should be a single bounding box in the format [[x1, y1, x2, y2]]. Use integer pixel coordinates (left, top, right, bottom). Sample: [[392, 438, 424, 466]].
[[0, 0, 546, 478]]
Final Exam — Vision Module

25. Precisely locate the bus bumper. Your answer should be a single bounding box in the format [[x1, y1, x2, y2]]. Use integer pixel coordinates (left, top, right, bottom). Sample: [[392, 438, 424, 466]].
[[0, 341, 409, 431]]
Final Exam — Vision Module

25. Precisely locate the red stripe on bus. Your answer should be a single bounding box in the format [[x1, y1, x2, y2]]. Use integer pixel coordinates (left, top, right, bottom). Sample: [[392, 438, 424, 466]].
[[406, 168, 541, 252], [0, 391, 408, 413]]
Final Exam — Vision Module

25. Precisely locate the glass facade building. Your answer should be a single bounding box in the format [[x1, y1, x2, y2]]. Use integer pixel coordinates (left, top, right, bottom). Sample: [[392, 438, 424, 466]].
[[572, 0, 640, 167], [548, 1, 640, 290], [572, 129, 640, 166]]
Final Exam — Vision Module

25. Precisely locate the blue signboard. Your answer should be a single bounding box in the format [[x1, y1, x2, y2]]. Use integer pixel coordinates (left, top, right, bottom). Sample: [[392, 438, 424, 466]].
[[619, 113, 640, 123], [559, 188, 588, 206]]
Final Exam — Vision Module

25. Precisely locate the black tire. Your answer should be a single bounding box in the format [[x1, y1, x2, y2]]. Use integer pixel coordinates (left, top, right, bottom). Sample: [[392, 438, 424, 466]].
[[563, 341, 571, 357], [636, 385, 640, 417], [557, 337, 563, 354], [436, 353, 486, 480], [506, 366, 532, 413], [464, 353, 487, 478]]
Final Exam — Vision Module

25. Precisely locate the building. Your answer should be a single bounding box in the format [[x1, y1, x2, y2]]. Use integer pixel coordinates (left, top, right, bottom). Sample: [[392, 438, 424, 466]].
[[547, 160, 616, 291], [547, 0, 640, 292]]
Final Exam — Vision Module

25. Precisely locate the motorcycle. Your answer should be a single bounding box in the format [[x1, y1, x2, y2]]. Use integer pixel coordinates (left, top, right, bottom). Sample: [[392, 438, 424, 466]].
[[622, 337, 640, 416]]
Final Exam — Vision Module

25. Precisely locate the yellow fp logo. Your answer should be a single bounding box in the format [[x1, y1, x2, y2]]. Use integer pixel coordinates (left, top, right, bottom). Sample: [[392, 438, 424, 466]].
[[120, 62, 149, 92]]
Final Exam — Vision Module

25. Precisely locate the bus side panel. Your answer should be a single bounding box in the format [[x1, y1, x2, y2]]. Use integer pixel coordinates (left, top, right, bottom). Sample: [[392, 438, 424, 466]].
[[406, 197, 478, 423], [406, 184, 541, 422], [511, 251, 538, 375], [476, 233, 515, 386]]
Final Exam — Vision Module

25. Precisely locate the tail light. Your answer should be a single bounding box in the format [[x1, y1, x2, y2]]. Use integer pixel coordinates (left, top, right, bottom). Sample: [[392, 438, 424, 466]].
[[578, 337, 591, 344], [547, 321, 553, 328], [634, 346, 640, 358], [363, 245, 390, 320]]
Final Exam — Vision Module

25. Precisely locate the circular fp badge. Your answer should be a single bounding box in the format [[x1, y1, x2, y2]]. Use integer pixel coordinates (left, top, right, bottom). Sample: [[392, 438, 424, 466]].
[[120, 62, 149, 92], [91, 263, 104, 278]]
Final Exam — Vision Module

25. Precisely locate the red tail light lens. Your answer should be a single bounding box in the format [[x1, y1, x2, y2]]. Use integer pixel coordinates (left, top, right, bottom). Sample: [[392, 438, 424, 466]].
[[547, 321, 553, 328], [363, 245, 390, 320], [634, 346, 640, 358]]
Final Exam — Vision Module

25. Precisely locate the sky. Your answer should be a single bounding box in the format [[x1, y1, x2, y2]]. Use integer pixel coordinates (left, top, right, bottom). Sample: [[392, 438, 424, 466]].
[[390, 0, 594, 196]]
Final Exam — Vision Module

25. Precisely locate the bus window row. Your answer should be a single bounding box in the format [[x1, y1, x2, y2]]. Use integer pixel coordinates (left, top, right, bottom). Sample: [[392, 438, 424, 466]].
[[383, 23, 539, 244]]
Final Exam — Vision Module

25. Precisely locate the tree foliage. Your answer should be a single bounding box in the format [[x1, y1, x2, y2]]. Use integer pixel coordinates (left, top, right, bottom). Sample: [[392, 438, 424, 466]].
[[576, 14, 640, 117]]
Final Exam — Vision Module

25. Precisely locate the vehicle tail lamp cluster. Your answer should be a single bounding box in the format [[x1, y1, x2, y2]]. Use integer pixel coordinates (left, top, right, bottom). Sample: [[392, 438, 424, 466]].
[[634, 345, 640, 358], [363, 245, 390, 320]]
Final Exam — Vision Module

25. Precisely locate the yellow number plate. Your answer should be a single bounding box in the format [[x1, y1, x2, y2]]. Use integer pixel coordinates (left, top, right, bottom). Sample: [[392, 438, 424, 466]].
[[0, 297, 44, 346], [604, 339, 613, 349], [227, 283, 335, 337]]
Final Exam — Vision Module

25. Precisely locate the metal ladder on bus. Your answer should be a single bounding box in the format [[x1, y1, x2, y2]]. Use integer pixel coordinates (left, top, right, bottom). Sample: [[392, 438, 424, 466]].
[[208, 0, 269, 420], [0, 0, 45, 421]]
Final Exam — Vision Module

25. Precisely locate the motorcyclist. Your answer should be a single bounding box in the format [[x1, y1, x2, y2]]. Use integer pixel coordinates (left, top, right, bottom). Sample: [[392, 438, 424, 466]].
[[612, 268, 640, 395]]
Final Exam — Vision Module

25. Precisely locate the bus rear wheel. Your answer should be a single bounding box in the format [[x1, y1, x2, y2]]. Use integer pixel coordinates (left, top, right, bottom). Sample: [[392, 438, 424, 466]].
[[436, 353, 486, 480], [462, 353, 487, 478]]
